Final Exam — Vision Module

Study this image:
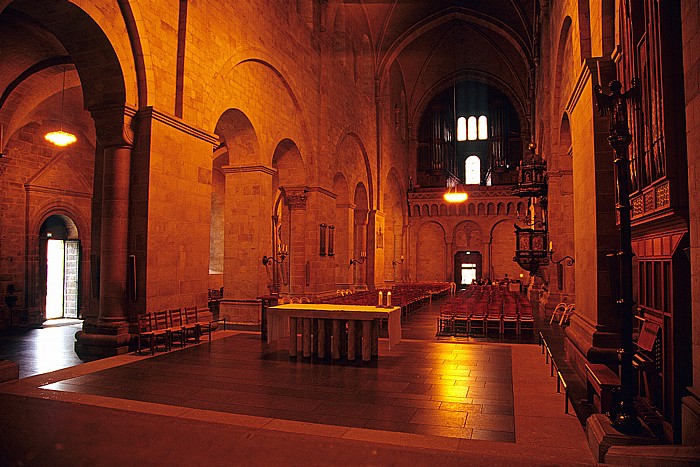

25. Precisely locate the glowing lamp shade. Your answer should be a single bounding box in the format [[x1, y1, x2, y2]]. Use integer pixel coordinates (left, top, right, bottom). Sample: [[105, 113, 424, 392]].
[[45, 66, 77, 147], [443, 184, 468, 203], [45, 130, 77, 147]]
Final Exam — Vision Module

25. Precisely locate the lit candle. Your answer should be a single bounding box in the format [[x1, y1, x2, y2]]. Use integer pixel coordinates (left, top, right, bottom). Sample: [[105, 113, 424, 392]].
[[400, 255, 404, 260], [387, 291, 392, 307], [549, 241, 553, 253], [378, 291, 383, 307]]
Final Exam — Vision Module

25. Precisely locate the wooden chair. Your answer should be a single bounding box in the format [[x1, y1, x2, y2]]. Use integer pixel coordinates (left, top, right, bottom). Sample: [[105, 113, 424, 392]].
[[469, 309, 486, 335], [192, 306, 213, 342], [453, 305, 469, 336], [168, 308, 186, 348], [437, 305, 454, 336], [137, 314, 156, 355], [502, 305, 519, 334], [519, 306, 535, 334], [183, 306, 200, 344], [152, 310, 172, 351]]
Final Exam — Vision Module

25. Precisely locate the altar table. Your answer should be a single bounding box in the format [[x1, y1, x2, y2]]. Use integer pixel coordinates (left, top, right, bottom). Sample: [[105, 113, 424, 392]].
[[266, 304, 402, 361]]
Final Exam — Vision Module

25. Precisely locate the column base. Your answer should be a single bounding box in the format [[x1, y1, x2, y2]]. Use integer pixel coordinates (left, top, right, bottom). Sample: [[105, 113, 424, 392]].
[[587, 413, 658, 463], [74, 320, 130, 358], [682, 387, 700, 445], [0, 359, 19, 382]]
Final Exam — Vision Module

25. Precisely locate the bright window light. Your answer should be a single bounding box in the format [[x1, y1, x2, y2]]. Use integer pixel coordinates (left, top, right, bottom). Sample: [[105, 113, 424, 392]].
[[478, 115, 488, 140], [467, 116, 477, 141], [457, 117, 467, 141], [465, 155, 480, 184]]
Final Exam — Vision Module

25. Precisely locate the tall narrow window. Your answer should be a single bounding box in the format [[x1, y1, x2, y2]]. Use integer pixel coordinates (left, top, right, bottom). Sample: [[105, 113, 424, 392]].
[[478, 115, 488, 140], [465, 155, 480, 184], [467, 116, 477, 141], [457, 117, 467, 141]]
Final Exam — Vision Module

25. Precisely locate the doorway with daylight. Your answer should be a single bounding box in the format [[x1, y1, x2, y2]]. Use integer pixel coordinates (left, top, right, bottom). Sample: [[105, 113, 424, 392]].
[[454, 251, 482, 288], [40, 215, 80, 320]]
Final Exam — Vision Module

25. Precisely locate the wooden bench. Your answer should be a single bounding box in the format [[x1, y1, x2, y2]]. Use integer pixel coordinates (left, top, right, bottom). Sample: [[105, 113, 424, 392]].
[[585, 363, 620, 414]]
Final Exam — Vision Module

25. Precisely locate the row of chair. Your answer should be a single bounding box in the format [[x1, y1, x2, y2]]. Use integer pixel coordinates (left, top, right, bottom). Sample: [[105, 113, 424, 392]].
[[437, 286, 534, 336], [137, 306, 212, 355]]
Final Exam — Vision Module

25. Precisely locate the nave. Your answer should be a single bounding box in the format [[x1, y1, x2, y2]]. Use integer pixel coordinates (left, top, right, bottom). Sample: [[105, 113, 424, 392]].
[[0, 296, 594, 465]]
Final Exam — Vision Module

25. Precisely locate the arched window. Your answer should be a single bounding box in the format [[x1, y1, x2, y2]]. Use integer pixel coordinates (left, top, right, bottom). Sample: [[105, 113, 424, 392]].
[[478, 115, 488, 140], [465, 155, 480, 184], [467, 116, 477, 141], [457, 116, 467, 141]]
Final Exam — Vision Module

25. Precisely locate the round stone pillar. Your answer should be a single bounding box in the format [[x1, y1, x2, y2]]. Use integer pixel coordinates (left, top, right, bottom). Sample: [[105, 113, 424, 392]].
[[75, 107, 135, 357]]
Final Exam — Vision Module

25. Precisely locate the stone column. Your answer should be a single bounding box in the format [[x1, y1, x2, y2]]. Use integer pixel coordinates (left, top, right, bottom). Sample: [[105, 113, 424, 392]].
[[76, 107, 135, 357], [367, 210, 385, 288], [283, 187, 309, 296], [219, 165, 274, 323], [353, 209, 368, 289], [335, 203, 355, 289], [681, 0, 700, 444]]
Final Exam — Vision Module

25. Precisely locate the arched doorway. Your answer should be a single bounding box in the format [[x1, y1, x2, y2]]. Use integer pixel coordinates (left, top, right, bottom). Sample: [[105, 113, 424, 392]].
[[39, 215, 80, 320]]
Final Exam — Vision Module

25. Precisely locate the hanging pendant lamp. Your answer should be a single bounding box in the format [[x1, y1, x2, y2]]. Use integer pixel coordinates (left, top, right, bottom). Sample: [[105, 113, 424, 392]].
[[45, 66, 77, 147]]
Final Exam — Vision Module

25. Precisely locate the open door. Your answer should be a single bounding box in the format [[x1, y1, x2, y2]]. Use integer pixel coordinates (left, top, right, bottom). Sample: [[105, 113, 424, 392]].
[[45, 238, 80, 319]]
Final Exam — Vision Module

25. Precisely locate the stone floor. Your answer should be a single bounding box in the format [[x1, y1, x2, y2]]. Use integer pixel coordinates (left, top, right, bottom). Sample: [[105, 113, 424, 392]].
[[0, 299, 596, 466]]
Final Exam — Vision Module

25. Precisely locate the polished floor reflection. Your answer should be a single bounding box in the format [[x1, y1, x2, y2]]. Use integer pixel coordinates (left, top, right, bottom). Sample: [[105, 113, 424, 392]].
[[0, 301, 594, 465], [44, 334, 517, 441], [0, 320, 86, 378]]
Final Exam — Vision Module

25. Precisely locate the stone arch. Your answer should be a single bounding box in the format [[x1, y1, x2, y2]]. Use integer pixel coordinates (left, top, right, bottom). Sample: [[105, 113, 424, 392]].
[[487, 202, 496, 215], [430, 204, 438, 216], [352, 182, 370, 287], [30, 205, 90, 324], [552, 16, 574, 124], [458, 203, 467, 215], [468, 203, 476, 215], [416, 221, 446, 282], [215, 109, 261, 165], [272, 138, 306, 188], [452, 220, 483, 250], [421, 204, 429, 217], [206, 57, 312, 160], [490, 219, 518, 280], [507, 202, 515, 215], [413, 205, 421, 217], [497, 202, 505, 215], [6, 1, 137, 112], [477, 203, 486, 215], [334, 132, 374, 210]]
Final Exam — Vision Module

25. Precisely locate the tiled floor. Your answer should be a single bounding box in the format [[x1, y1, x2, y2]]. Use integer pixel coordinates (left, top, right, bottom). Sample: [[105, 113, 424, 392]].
[[43, 334, 518, 442], [0, 299, 596, 465]]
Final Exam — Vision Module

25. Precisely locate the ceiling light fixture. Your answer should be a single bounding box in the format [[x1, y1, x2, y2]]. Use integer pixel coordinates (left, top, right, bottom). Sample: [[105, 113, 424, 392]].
[[443, 183, 468, 203], [45, 66, 77, 147]]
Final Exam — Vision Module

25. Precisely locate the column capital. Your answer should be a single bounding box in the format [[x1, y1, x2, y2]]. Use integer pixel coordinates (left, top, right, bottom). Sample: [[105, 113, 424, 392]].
[[281, 186, 309, 209], [90, 105, 137, 148]]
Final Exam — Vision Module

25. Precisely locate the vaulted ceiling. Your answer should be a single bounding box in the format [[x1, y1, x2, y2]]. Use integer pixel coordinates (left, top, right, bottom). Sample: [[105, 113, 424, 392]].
[[343, 0, 538, 131]]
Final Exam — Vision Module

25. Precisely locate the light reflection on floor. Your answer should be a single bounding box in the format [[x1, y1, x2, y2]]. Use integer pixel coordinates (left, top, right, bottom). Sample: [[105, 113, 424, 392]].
[[0, 322, 86, 378]]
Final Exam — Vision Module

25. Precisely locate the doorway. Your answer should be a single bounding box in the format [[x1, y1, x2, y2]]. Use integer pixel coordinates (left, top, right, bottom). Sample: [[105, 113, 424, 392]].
[[460, 263, 477, 285], [40, 215, 80, 320], [454, 251, 482, 287]]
